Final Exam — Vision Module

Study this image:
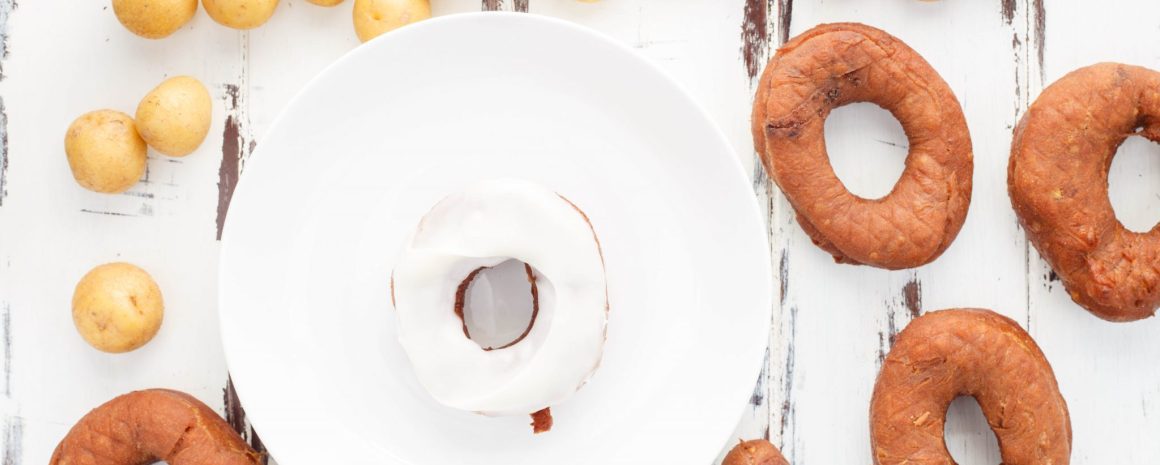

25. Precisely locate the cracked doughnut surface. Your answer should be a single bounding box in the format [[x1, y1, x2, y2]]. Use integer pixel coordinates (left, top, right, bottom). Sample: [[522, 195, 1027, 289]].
[[870, 309, 1070, 465], [722, 439, 788, 465], [50, 389, 262, 465], [752, 23, 973, 269], [1009, 62, 1160, 321]]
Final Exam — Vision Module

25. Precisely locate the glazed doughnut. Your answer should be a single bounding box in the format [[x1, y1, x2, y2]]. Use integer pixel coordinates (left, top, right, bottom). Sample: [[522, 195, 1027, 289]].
[[50, 389, 262, 465], [722, 439, 788, 465], [1009, 63, 1160, 321], [392, 179, 607, 423], [870, 309, 1070, 465], [752, 23, 973, 269]]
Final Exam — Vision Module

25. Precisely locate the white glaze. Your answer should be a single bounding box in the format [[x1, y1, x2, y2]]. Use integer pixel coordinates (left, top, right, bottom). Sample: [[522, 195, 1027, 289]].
[[393, 179, 608, 416]]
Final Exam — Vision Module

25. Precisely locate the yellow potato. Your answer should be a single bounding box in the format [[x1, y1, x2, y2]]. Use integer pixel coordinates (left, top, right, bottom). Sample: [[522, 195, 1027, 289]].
[[202, 0, 279, 29], [64, 110, 147, 194], [308, 0, 344, 5], [72, 262, 165, 353], [136, 76, 213, 157], [112, 0, 198, 39], [353, 0, 430, 43]]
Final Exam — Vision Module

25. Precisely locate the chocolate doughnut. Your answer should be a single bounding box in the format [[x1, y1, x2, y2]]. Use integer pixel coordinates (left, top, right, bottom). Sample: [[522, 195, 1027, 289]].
[[870, 309, 1070, 465], [723, 439, 788, 465], [50, 389, 262, 465], [752, 23, 973, 269], [1009, 62, 1160, 321]]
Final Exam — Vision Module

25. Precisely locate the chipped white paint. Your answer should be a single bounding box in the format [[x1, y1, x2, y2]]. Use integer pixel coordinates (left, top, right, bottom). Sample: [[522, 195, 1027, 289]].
[[0, 1, 1159, 464]]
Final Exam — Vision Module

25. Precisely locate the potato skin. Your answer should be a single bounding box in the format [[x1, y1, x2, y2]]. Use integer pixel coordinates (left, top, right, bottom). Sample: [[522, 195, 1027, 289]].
[[722, 440, 788, 465], [72, 262, 164, 353], [202, 0, 279, 30], [64, 110, 147, 194], [308, 0, 344, 5], [353, 0, 430, 43], [112, 0, 198, 39], [136, 76, 213, 157]]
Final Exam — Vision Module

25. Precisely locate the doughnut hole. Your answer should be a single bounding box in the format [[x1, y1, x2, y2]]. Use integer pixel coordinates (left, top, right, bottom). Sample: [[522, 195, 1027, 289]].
[[943, 396, 1001, 465], [825, 103, 908, 200], [456, 259, 550, 351], [1108, 134, 1160, 233]]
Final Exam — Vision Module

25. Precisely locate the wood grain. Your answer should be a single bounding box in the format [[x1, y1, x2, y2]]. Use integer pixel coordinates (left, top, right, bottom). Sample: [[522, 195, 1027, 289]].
[[0, 301, 17, 465], [2, 2, 1160, 465], [740, 0, 801, 459], [482, 0, 526, 12], [0, 0, 12, 207], [740, 0, 769, 81], [1, 415, 20, 465], [224, 377, 268, 465], [1026, 0, 1160, 462], [727, 0, 785, 455], [0, 2, 17, 462], [215, 35, 264, 462], [217, 79, 255, 240], [0, 99, 7, 208], [764, 2, 1029, 463]]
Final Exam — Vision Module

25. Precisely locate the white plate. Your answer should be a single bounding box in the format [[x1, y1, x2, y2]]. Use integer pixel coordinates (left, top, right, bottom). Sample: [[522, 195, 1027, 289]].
[[219, 12, 771, 465]]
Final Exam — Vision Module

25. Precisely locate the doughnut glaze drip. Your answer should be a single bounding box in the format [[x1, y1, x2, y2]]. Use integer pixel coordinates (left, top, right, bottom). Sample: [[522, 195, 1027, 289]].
[[393, 179, 608, 418]]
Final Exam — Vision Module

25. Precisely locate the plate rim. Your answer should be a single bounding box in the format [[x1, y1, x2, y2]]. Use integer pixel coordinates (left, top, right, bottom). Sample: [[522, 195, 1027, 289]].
[[218, 11, 773, 464]]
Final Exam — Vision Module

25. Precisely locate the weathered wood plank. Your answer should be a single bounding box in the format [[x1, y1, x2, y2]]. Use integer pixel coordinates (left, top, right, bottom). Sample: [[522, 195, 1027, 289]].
[[0, 1, 15, 461], [216, 70, 255, 240], [763, 2, 1026, 463], [5, 2, 1158, 465], [482, 0, 527, 12], [1027, 1, 1160, 463], [0, 0, 13, 208], [224, 376, 268, 465], [0, 3, 250, 464], [0, 300, 19, 465], [728, 1, 788, 462]]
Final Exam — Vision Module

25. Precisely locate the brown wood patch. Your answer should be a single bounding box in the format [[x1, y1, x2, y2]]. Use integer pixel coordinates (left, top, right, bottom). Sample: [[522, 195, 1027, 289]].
[[224, 376, 269, 465], [740, 0, 769, 81], [216, 83, 255, 240]]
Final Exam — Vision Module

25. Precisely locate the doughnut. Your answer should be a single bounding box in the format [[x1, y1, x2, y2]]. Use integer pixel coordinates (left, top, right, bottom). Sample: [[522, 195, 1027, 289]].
[[50, 389, 262, 465], [751, 23, 973, 269], [722, 439, 788, 465], [392, 179, 607, 430], [870, 309, 1070, 465], [1009, 62, 1160, 321]]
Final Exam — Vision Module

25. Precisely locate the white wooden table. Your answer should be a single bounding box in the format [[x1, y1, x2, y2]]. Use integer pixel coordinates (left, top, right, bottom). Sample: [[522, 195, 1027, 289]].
[[1, 1, 1159, 464]]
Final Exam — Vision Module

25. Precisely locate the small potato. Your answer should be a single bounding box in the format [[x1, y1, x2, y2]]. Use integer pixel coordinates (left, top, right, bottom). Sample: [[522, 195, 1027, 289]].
[[308, 0, 344, 5], [202, 0, 279, 30], [353, 0, 430, 43], [64, 110, 147, 194], [136, 76, 213, 157], [72, 262, 165, 353], [112, 0, 198, 39]]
